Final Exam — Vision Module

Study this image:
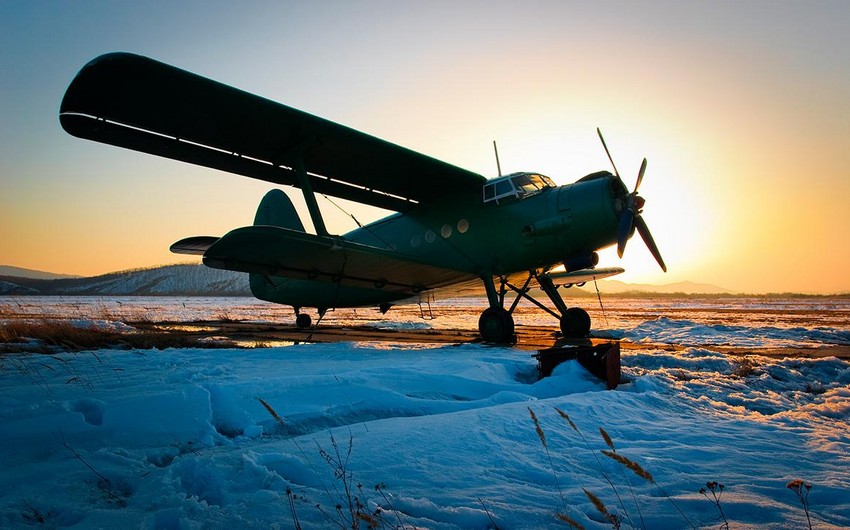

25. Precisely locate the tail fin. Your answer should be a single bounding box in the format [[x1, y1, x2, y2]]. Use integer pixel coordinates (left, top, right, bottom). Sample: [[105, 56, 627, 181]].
[[250, 190, 304, 301], [254, 189, 304, 231]]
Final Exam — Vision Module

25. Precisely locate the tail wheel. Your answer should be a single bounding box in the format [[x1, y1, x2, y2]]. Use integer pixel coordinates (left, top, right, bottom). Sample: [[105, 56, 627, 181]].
[[478, 307, 515, 343], [295, 313, 312, 329], [560, 307, 591, 338]]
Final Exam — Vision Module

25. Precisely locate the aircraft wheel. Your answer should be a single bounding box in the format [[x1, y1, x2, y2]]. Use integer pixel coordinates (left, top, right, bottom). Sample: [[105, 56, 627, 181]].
[[560, 307, 591, 338], [296, 313, 312, 329], [478, 307, 515, 343]]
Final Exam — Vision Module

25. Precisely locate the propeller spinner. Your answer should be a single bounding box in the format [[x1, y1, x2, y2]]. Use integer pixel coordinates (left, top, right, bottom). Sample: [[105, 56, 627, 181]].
[[597, 128, 667, 272]]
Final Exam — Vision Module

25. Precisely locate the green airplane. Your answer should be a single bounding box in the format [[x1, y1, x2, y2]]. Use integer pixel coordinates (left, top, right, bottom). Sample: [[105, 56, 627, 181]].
[[60, 53, 666, 343]]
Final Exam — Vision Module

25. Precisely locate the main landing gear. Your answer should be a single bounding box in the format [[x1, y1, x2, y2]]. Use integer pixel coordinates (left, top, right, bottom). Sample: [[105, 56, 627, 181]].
[[477, 272, 591, 343], [294, 307, 327, 329]]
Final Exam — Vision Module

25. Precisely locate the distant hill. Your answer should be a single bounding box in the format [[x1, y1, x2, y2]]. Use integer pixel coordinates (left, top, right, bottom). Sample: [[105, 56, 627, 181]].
[[583, 280, 733, 295], [0, 265, 81, 280], [0, 263, 250, 296]]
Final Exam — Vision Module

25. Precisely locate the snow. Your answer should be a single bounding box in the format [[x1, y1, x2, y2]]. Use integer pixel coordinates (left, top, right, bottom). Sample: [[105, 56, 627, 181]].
[[1, 297, 849, 529], [617, 317, 850, 349]]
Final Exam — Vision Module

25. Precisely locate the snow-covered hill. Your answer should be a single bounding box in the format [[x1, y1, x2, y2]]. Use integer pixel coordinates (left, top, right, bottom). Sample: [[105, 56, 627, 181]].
[[0, 265, 80, 280], [0, 264, 250, 296]]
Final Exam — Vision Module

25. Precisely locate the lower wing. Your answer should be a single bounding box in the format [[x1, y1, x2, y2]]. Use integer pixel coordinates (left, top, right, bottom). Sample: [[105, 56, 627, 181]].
[[173, 225, 477, 296], [548, 267, 625, 287]]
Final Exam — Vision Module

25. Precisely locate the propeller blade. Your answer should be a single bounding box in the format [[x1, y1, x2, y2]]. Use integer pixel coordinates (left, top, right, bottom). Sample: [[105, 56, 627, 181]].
[[617, 209, 634, 258], [634, 215, 667, 272], [597, 127, 620, 178], [635, 158, 647, 192]]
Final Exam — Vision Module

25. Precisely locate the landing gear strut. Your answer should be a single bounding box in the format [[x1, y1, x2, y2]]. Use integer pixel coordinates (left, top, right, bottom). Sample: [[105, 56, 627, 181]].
[[537, 273, 591, 338], [477, 271, 592, 343]]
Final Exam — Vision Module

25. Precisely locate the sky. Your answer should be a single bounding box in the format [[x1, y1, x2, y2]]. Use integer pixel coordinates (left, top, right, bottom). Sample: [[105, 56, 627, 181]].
[[1, 1, 848, 294]]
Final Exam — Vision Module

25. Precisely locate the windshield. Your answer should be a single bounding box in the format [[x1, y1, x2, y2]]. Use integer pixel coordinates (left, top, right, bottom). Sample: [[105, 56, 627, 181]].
[[511, 173, 554, 195], [482, 173, 556, 204]]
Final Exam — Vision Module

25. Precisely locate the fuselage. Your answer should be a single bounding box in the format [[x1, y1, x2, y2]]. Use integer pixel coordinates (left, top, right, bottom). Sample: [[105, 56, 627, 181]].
[[346, 171, 624, 274], [249, 171, 628, 309]]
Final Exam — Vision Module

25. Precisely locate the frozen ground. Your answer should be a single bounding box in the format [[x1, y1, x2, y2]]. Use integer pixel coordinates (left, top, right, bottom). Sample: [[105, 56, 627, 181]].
[[0, 296, 848, 529]]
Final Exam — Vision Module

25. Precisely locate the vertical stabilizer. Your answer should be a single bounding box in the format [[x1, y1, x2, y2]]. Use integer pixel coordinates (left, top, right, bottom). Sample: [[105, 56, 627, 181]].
[[254, 189, 304, 231], [250, 189, 304, 301]]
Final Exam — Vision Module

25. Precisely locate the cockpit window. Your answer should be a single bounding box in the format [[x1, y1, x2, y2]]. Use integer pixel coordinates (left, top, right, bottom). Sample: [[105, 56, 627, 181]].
[[483, 172, 555, 204], [495, 179, 514, 196]]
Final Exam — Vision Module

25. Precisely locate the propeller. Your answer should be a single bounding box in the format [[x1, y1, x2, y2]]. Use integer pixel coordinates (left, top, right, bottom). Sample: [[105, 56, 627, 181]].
[[597, 128, 667, 272]]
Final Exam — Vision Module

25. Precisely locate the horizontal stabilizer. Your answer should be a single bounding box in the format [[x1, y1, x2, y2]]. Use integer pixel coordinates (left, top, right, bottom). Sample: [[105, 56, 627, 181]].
[[548, 267, 625, 286], [203, 225, 477, 294], [170, 236, 220, 255]]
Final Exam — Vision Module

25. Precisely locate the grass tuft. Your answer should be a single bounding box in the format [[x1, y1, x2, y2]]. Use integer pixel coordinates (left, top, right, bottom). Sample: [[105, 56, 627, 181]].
[[555, 407, 580, 433], [599, 427, 615, 451], [583, 488, 621, 529], [528, 407, 547, 448], [257, 397, 285, 427], [601, 450, 654, 483], [733, 357, 758, 378], [556, 511, 586, 529], [528, 407, 572, 518]]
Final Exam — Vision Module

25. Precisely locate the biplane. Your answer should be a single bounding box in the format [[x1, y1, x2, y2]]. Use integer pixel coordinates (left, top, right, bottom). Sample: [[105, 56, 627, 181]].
[[60, 52, 665, 343]]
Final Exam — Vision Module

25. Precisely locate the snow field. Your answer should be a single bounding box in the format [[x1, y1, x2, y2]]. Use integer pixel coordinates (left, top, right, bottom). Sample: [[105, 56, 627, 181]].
[[1, 341, 848, 529]]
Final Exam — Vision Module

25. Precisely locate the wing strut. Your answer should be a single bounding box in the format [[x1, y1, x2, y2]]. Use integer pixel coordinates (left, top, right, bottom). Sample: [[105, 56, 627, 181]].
[[293, 154, 329, 237]]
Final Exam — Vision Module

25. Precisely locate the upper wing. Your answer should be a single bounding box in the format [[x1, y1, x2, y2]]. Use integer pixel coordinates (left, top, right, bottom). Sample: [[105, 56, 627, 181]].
[[60, 53, 486, 212], [198, 225, 478, 293], [548, 267, 625, 286]]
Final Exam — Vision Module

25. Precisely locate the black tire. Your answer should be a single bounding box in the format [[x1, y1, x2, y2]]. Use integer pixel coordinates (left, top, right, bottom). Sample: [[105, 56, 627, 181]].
[[295, 313, 312, 329], [560, 307, 591, 338], [478, 307, 515, 343]]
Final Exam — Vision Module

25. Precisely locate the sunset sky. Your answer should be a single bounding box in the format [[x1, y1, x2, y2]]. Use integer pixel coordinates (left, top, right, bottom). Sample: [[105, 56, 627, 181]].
[[1, 1, 848, 294]]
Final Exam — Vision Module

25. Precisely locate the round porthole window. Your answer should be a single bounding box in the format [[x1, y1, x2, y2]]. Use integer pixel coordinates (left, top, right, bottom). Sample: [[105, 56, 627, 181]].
[[457, 219, 469, 233], [441, 224, 452, 238], [424, 230, 436, 243], [410, 234, 422, 247]]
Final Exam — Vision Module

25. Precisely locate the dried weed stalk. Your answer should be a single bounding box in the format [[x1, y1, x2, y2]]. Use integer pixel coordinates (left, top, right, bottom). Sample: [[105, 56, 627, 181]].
[[699, 481, 729, 530], [787, 479, 813, 530]]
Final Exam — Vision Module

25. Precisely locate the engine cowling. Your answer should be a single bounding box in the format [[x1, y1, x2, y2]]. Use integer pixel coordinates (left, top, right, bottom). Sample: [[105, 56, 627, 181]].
[[564, 253, 599, 272]]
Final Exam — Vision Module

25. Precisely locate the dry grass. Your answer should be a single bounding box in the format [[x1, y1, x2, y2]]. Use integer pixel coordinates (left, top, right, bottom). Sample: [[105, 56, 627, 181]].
[[601, 450, 654, 483], [583, 488, 622, 529], [257, 397, 285, 428], [733, 357, 759, 378], [787, 479, 814, 530], [556, 512, 586, 529], [699, 481, 729, 530], [0, 319, 236, 354], [307, 433, 411, 530], [542, 408, 709, 529]]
